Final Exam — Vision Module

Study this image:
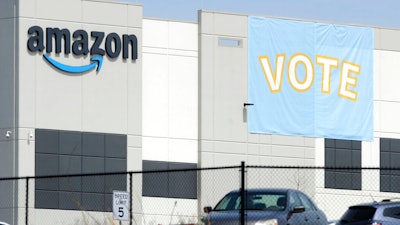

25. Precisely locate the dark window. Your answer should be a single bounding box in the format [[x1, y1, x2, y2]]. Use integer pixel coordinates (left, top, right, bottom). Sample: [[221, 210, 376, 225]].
[[380, 138, 400, 193], [383, 206, 400, 219], [340, 206, 376, 223], [212, 191, 286, 211], [142, 160, 197, 199], [35, 129, 127, 212], [325, 138, 361, 190]]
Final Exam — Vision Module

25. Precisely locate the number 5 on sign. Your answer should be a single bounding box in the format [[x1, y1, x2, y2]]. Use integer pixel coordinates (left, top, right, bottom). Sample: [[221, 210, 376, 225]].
[[113, 191, 130, 221]]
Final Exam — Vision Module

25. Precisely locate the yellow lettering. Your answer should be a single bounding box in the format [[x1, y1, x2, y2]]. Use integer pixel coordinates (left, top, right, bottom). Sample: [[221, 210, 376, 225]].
[[258, 54, 286, 92], [288, 53, 314, 92], [258, 53, 361, 101], [339, 61, 360, 101], [316, 55, 339, 94]]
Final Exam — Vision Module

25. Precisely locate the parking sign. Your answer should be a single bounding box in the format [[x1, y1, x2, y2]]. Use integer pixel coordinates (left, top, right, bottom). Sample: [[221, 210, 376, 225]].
[[113, 191, 130, 221]]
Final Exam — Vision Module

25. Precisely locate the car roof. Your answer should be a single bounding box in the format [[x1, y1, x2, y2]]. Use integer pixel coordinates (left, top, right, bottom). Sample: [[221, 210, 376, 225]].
[[349, 199, 400, 208], [228, 188, 297, 194]]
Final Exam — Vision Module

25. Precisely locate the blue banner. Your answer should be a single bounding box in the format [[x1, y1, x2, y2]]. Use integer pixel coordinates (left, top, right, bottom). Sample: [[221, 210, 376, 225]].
[[248, 17, 373, 141]]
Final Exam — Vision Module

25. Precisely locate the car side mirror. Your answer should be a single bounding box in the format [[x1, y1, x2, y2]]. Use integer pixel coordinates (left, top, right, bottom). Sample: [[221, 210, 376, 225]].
[[291, 206, 305, 213], [287, 205, 306, 220], [204, 206, 212, 213]]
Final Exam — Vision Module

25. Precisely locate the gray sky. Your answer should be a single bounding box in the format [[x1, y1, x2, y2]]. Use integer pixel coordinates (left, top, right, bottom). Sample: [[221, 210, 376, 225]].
[[122, 0, 400, 28]]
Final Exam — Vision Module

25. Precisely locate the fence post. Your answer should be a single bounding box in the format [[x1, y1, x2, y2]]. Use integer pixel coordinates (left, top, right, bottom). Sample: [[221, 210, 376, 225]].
[[129, 172, 133, 225], [240, 161, 245, 225], [25, 177, 29, 225]]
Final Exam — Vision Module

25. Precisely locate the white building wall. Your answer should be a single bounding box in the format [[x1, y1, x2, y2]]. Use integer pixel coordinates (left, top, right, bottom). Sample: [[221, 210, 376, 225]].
[[17, 0, 144, 176], [142, 19, 198, 164], [13, 0, 143, 225], [18, 1, 142, 135], [198, 11, 318, 211], [142, 18, 199, 225], [375, 50, 400, 137], [316, 36, 400, 220], [2, 0, 400, 223]]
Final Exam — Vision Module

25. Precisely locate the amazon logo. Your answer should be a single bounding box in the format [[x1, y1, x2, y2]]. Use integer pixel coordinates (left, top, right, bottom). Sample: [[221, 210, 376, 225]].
[[27, 26, 138, 74]]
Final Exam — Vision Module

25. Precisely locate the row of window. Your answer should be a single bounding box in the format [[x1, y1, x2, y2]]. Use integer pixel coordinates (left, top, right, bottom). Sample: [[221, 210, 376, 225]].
[[324, 138, 400, 193], [34, 128, 399, 211], [35, 129, 197, 211]]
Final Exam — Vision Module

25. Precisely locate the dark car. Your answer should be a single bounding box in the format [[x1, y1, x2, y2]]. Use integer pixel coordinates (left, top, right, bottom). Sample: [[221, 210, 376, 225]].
[[334, 199, 400, 225], [202, 188, 327, 225]]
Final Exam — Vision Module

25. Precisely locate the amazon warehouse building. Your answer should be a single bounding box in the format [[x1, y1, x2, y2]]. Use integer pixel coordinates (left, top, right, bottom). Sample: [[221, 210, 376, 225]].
[[2, 0, 400, 224]]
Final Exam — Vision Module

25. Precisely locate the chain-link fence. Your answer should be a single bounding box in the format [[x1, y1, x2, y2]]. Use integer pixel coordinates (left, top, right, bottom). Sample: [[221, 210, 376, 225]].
[[1, 164, 400, 225]]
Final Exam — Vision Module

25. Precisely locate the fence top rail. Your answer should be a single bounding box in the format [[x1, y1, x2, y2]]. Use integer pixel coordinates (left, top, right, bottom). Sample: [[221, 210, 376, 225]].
[[247, 165, 394, 170], [0, 165, 398, 181], [0, 165, 242, 181]]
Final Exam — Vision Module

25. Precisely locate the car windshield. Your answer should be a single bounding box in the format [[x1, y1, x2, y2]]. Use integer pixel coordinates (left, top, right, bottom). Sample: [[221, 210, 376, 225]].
[[339, 206, 377, 223], [213, 191, 287, 211]]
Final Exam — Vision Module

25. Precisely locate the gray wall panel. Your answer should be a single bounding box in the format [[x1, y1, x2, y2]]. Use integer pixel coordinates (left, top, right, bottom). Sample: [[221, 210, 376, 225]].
[[0, 1, 14, 19], [36, 129, 59, 154], [59, 155, 81, 174], [142, 161, 168, 197], [35, 190, 59, 209], [82, 157, 105, 193], [35, 129, 128, 211], [35, 152, 60, 191], [104, 193, 113, 212], [35, 177, 59, 191], [82, 156, 104, 173], [352, 151, 362, 167], [335, 139, 352, 149], [83, 133, 105, 157], [105, 174, 127, 194], [380, 175, 390, 192], [105, 134, 127, 158], [59, 155, 81, 192], [105, 158, 126, 172], [169, 162, 197, 199], [36, 154, 59, 176], [380, 138, 400, 193], [335, 172, 353, 189], [59, 131, 82, 155], [0, 18, 15, 130], [375, 28, 400, 51], [325, 148, 335, 167], [82, 193, 105, 211], [82, 175, 105, 194], [391, 176, 400, 192], [324, 139, 361, 190], [391, 139, 400, 152], [380, 138, 391, 151], [142, 160, 197, 199], [59, 192, 82, 210], [325, 171, 336, 188], [335, 149, 352, 167]]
